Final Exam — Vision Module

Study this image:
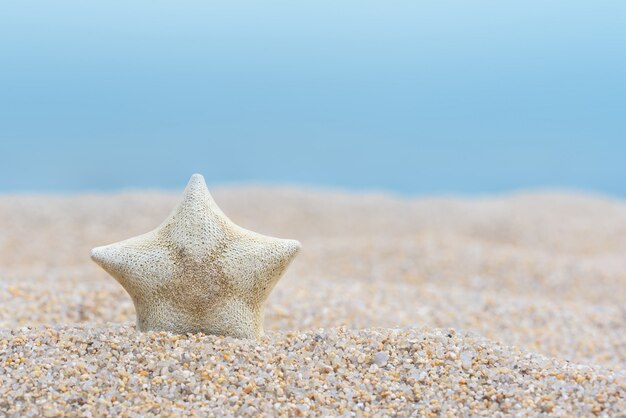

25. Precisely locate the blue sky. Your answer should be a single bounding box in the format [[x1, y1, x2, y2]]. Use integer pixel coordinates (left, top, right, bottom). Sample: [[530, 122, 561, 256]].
[[0, 1, 624, 195]]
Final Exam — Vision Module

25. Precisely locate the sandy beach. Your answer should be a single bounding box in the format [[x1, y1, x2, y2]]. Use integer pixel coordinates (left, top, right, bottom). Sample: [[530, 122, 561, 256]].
[[1, 187, 625, 416]]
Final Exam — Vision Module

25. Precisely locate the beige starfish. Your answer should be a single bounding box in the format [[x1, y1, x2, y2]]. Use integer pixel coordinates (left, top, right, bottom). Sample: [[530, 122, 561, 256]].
[[91, 174, 301, 339]]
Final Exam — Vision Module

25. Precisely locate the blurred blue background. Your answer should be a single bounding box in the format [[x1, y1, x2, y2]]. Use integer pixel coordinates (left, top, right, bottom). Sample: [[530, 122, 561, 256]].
[[0, 1, 624, 196]]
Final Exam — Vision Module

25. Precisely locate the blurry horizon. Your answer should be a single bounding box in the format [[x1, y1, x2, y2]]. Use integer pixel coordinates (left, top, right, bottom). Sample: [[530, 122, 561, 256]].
[[1, 1, 625, 197]]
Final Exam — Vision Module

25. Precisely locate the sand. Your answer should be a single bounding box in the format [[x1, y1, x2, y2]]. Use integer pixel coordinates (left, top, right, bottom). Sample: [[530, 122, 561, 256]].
[[1, 187, 625, 416]]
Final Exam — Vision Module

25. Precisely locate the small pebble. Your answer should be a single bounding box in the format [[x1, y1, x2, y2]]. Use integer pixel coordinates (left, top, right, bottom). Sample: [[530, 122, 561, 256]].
[[373, 351, 389, 367], [460, 351, 474, 370]]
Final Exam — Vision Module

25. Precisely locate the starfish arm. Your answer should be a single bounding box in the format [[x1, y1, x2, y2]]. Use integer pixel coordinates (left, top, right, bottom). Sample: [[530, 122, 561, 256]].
[[220, 234, 301, 304], [156, 174, 233, 260], [90, 232, 175, 299]]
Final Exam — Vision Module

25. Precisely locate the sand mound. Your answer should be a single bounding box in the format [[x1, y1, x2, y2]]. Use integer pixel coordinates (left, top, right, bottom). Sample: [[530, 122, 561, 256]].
[[1, 188, 626, 415], [2, 325, 624, 416]]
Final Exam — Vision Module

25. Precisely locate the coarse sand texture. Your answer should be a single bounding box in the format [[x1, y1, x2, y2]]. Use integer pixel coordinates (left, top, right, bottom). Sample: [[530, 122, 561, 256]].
[[1, 185, 626, 415], [91, 174, 301, 339]]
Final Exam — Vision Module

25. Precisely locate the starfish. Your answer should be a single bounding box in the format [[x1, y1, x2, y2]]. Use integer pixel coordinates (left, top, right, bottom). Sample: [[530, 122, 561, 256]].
[[90, 174, 301, 339]]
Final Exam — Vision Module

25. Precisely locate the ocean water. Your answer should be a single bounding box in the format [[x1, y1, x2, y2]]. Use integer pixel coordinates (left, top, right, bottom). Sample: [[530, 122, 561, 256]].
[[0, 1, 624, 196]]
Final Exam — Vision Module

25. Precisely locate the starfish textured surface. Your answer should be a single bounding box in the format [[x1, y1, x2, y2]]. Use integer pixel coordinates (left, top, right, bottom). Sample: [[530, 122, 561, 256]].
[[90, 174, 301, 339]]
